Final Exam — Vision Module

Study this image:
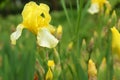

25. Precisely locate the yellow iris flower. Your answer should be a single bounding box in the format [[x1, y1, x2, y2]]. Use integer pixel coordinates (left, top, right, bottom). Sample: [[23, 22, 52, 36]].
[[111, 27, 120, 57], [88, 0, 111, 14], [10, 1, 59, 48]]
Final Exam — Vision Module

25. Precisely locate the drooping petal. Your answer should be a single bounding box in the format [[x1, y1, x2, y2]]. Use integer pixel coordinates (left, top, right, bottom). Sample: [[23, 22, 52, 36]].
[[10, 24, 24, 45], [37, 28, 58, 48], [88, 3, 99, 14]]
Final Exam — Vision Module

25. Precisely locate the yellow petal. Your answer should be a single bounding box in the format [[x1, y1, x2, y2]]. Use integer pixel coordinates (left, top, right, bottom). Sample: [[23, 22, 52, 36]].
[[88, 3, 99, 14], [91, 0, 98, 3], [22, 1, 51, 34], [111, 27, 120, 56], [39, 3, 50, 13], [10, 24, 24, 45], [37, 28, 58, 48], [46, 68, 53, 80], [48, 60, 55, 67]]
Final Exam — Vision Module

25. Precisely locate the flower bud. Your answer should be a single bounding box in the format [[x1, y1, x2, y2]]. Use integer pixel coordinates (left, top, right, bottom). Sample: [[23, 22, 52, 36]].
[[56, 25, 62, 40], [46, 68, 53, 80], [67, 42, 73, 51], [88, 59, 97, 80]]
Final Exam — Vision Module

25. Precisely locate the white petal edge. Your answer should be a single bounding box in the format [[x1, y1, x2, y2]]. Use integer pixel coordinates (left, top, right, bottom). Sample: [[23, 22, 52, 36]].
[[88, 3, 99, 15], [10, 24, 24, 45], [37, 28, 59, 48]]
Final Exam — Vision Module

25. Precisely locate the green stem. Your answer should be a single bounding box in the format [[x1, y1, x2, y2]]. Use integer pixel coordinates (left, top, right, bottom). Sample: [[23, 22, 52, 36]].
[[75, 0, 83, 37], [76, 0, 80, 14], [60, 0, 71, 26], [53, 48, 61, 78], [60, 0, 73, 35]]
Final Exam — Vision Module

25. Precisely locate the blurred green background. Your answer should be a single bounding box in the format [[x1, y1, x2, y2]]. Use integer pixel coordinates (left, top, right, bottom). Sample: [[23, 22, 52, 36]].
[[1, 0, 120, 80], [0, 0, 120, 15]]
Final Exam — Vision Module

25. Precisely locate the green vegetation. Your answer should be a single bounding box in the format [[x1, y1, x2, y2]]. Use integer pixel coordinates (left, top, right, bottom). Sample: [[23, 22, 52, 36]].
[[0, 0, 120, 80]]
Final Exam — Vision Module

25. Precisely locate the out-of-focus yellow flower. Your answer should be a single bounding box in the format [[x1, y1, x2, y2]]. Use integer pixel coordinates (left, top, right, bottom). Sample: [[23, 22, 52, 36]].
[[88, 59, 97, 79], [56, 25, 62, 40], [46, 60, 55, 80], [48, 60, 55, 67], [67, 41, 73, 51], [10, 1, 58, 48], [88, 0, 111, 14], [46, 68, 53, 80], [111, 27, 120, 57]]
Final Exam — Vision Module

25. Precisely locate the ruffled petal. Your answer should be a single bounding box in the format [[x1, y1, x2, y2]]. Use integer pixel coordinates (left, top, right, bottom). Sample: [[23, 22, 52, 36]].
[[10, 24, 24, 45], [88, 3, 99, 14], [21, 2, 51, 34], [37, 28, 58, 48]]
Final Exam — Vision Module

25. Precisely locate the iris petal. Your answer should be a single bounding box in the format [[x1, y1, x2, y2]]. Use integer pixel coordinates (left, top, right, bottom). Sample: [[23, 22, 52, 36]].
[[37, 28, 58, 48], [88, 3, 99, 14], [10, 24, 24, 45]]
